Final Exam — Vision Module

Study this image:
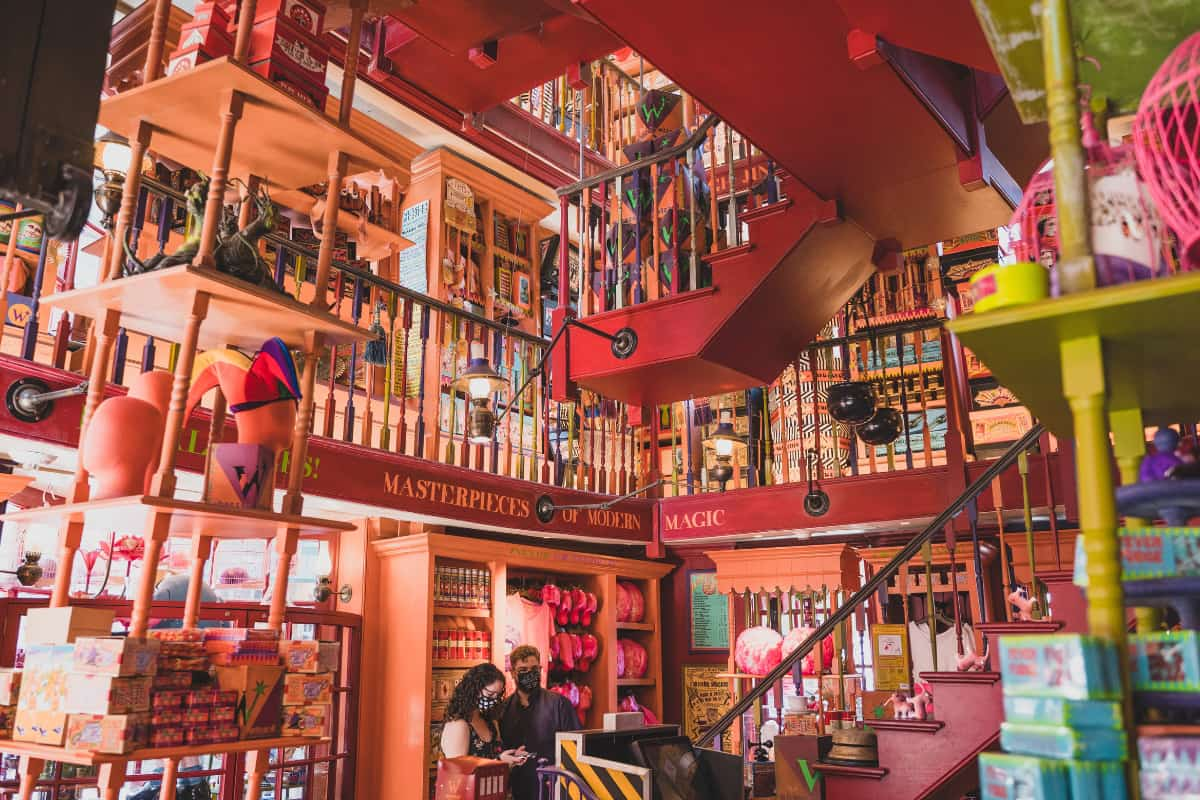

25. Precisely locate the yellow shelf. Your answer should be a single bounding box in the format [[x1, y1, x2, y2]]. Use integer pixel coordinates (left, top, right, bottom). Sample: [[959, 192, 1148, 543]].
[[947, 271, 1200, 437], [98, 58, 397, 190], [0, 496, 354, 539], [42, 264, 368, 349], [0, 735, 328, 767]]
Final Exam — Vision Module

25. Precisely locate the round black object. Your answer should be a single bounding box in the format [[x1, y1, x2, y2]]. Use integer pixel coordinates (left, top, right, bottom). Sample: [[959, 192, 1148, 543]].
[[6, 377, 52, 423], [826, 381, 878, 425], [804, 488, 831, 517], [535, 495, 556, 524], [856, 407, 903, 446], [610, 327, 638, 359]]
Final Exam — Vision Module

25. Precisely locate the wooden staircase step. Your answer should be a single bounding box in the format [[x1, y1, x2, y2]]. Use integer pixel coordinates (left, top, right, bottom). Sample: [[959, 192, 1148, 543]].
[[740, 197, 793, 224], [920, 670, 1002, 686], [976, 619, 1063, 636], [813, 762, 888, 780], [703, 242, 754, 265], [869, 719, 944, 734]]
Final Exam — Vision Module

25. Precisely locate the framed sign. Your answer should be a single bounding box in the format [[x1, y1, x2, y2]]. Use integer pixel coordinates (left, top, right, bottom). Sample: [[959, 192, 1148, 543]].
[[872, 623, 909, 691], [682, 664, 732, 750], [688, 570, 729, 651]]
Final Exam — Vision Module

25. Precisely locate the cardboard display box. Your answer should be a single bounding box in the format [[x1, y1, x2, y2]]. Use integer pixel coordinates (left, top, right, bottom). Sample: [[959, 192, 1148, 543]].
[[283, 672, 333, 705], [279, 640, 340, 673], [66, 674, 153, 715], [25, 608, 113, 644], [14, 709, 67, 746], [73, 637, 160, 677], [65, 712, 150, 754], [282, 704, 328, 737], [17, 644, 74, 712], [774, 734, 832, 800], [0, 670, 22, 705], [215, 665, 285, 739]]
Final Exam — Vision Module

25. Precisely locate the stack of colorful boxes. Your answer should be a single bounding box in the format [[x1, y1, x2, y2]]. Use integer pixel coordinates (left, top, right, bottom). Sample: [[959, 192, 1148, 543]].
[[166, 1, 234, 75], [148, 629, 240, 747], [246, 0, 330, 111], [206, 628, 286, 740], [62, 635, 160, 754], [978, 634, 1128, 798], [0, 669, 21, 739], [279, 640, 339, 738]]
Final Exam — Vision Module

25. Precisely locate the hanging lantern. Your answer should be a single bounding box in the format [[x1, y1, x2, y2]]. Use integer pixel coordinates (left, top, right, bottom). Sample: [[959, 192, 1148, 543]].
[[1134, 31, 1200, 269], [856, 407, 903, 446], [826, 381, 877, 425], [452, 342, 507, 444]]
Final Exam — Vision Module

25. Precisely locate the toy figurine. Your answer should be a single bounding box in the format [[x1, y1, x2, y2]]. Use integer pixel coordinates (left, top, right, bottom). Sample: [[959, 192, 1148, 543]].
[[957, 648, 990, 672], [887, 684, 932, 720], [1141, 428, 1184, 482], [1009, 587, 1039, 622]]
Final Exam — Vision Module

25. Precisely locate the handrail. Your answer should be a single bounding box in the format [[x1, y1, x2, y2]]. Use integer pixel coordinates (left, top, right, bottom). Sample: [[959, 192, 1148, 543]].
[[696, 422, 1046, 745], [556, 112, 722, 197], [138, 176, 549, 348]]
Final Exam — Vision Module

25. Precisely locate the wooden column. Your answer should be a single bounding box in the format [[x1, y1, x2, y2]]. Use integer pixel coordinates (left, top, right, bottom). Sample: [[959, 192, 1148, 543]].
[[17, 755, 43, 800], [141, 0, 174, 83], [193, 91, 245, 269], [339, 1, 367, 126], [311, 152, 349, 309], [1110, 402, 1160, 631], [129, 511, 172, 637], [149, 292, 210, 497], [183, 534, 215, 627], [159, 760, 180, 800], [232, 0, 259, 64], [283, 331, 324, 514], [268, 528, 300, 629], [244, 749, 272, 800]]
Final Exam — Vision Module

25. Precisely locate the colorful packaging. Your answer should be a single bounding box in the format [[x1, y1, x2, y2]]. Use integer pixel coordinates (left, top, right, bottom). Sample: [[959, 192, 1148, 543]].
[[151, 709, 184, 727], [17, 644, 74, 712], [159, 656, 210, 672], [212, 690, 238, 706], [282, 704, 328, 738], [997, 635, 1119, 699], [978, 752, 1068, 800], [152, 672, 195, 691], [1139, 735, 1200, 800], [65, 674, 152, 715], [149, 726, 185, 748], [152, 690, 188, 711], [182, 708, 211, 726], [1067, 760, 1129, 799], [283, 672, 333, 705], [1122, 527, 1200, 580], [1000, 722, 1127, 761], [150, 629, 205, 643], [0, 705, 14, 739], [65, 712, 150, 754], [279, 640, 341, 673], [1002, 695, 1122, 729], [214, 665, 284, 739], [211, 723, 239, 743], [210, 705, 236, 724], [184, 689, 215, 708], [14, 709, 68, 745], [25, 607, 113, 644], [204, 628, 279, 643], [0, 670, 22, 705], [72, 637, 160, 677], [1129, 630, 1200, 691]]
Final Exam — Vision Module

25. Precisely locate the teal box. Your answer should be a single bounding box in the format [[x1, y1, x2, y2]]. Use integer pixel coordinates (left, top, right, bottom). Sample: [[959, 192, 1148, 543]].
[[1121, 527, 1200, 580], [1067, 760, 1128, 799], [1129, 630, 1200, 691], [998, 635, 1119, 700], [978, 752, 1068, 800], [1002, 695, 1121, 729], [1000, 722, 1127, 761]]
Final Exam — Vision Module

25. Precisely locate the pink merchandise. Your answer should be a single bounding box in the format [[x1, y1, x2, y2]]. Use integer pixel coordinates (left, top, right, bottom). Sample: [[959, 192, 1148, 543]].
[[618, 639, 648, 679], [734, 626, 782, 676], [618, 582, 645, 622], [503, 594, 553, 692], [780, 626, 836, 675], [616, 583, 631, 622], [615, 641, 626, 678]]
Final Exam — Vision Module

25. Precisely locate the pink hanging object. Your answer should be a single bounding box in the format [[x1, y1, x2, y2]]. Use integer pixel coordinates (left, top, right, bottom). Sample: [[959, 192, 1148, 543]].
[[1135, 32, 1200, 268], [734, 626, 782, 676]]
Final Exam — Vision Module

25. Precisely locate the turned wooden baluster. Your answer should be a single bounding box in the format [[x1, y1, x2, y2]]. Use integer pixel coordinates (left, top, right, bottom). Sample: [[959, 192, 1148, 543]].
[[142, 0, 173, 82], [193, 93, 244, 269], [150, 292, 210, 497], [232, 0, 258, 63], [310, 151, 350, 307], [395, 298, 413, 454], [282, 331, 325, 515], [339, 0, 368, 125], [343, 276, 364, 442], [413, 305, 431, 459]]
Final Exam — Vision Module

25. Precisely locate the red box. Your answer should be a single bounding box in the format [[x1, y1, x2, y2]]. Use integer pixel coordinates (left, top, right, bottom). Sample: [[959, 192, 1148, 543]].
[[255, 0, 326, 37], [167, 42, 231, 77], [249, 58, 328, 111], [248, 14, 328, 88], [174, 19, 234, 59], [150, 727, 185, 748], [190, 1, 231, 29]]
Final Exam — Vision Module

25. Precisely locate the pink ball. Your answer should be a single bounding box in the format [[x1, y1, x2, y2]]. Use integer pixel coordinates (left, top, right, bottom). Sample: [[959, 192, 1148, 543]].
[[734, 626, 783, 676], [618, 581, 646, 622], [616, 640, 626, 678], [616, 582, 631, 622], [619, 638, 648, 678], [781, 626, 836, 675]]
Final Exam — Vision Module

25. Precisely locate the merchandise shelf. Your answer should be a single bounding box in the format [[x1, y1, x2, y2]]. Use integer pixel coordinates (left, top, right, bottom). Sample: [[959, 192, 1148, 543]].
[[0, 735, 328, 767], [432, 607, 491, 618], [41, 265, 369, 350], [0, 496, 354, 539], [98, 58, 397, 190], [948, 271, 1200, 437], [432, 659, 483, 669], [616, 678, 655, 687], [970, 0, 1200, 123], [273, 189, 413, 249], [616, 621, 654, 632]]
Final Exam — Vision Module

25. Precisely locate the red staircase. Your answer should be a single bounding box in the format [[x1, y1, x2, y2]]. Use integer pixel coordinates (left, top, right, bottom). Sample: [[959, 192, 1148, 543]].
[[553, 172, 877, 406]]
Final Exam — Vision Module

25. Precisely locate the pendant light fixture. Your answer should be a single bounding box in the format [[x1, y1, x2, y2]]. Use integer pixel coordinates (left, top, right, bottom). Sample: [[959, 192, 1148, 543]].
[[705, 408, 745, 492], [453, 342, 508, 444]]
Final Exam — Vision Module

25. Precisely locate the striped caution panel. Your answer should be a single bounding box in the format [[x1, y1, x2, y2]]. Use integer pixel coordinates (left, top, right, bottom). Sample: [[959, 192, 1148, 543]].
[[558, 737, 647, 800]]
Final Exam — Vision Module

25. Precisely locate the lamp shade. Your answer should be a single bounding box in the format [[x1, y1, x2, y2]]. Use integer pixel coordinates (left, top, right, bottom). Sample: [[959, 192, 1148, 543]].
[[453, 342, 506, 399], [826, 381, 877, 425], [856, 407, 903, 446], [95, 131, 132, 175]]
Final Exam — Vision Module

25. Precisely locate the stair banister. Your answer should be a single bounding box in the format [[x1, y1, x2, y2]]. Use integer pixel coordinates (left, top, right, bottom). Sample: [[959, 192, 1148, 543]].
[[697, 422, 1046, 747]]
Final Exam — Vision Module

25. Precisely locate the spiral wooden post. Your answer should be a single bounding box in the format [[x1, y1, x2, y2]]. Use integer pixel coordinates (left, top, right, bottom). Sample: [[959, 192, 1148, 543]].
[[193, 91, 245, 269], [149, 291, 210, 497], [141, 0, 173, 83], [103, 121, 153, 281]]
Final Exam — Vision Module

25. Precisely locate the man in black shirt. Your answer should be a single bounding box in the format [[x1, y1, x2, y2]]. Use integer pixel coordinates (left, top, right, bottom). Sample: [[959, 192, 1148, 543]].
[[500, 645, 580, 800]]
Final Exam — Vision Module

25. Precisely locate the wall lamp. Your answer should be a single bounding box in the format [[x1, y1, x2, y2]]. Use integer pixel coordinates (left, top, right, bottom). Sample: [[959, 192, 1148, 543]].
[[705, 409, 745, 492], [534, 478, 666, 524], [452, 317, 638, 445]]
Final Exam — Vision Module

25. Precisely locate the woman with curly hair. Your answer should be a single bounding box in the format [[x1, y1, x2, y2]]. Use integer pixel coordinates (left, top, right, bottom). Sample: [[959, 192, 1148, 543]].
[[440, 662, 529, 765]]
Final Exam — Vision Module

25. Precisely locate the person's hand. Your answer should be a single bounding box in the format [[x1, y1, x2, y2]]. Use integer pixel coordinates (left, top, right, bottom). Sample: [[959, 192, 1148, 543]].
[[499, 747, 529, 765]]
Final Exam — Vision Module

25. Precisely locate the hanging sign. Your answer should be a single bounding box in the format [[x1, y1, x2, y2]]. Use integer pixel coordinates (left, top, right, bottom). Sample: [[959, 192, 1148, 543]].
[[689, 571, 729, 651], [871, 623, 909, 691], [444, 177, 476, 234], [682, 664, 732, 750]]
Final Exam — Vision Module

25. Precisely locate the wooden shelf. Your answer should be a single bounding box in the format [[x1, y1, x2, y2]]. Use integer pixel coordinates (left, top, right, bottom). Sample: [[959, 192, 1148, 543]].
[[616, 621, 655, 631], [98, 58, 397, 190], [0, 735, 328, 767], [1137, 724, 1200, 737], [433, 606, 491, 618], [433, 659, 484, 669], [42, 264, 368, 350], [0, 496, 355, 539], [948, 272, 1200, 437], [273, 189, 414, 250], [616, 678, 655, 687]]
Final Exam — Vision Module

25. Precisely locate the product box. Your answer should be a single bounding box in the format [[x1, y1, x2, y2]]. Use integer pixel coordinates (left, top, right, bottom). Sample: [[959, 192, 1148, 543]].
[[1122, 527, 1200, 580], [25, 607, 113, 644], [255, 0, 325, 36], [151, 628, 205, 643], [182, 708, 211, 726], [151, 709, 184, 727], [1129, 630, 1200, 691], [1002, 695, 1122, 729], [282, 704, 327, 738], [17, 644, 74, 711], [152, 672, 194, 691], [1000, 722, 1127, 761], [152, 689, 188, 711], [211, 723, 239, 743], [283, 672, 333, 705], [174, 19, 235, 59], [184, 689, 215, 708], [14, 709, 67, 745], [1139, 735, 1200, 800], [150, 726, 185, 748], [73, 637, 160, 677], [978, 752, 1068, 800], [773, 734, 832, 800], [249, 57, 328, 111], [0, 705, 15, 739], [997, 635, 1119, 700], [1067, 760, 1129, 799], [210, 705, 236, 724], [214, 665, 285, 739], [247, 13, 329, 87], [65, 674, 152, 715], [279, 640, 340, 673], [65, 712, 150, 754], [0, 670, 22, 705], [189, 1, 232, 29]]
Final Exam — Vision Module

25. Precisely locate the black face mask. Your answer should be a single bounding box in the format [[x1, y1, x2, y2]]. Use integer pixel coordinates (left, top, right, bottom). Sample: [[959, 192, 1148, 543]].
[[478, 693, 501, 713], [516, 668, 541, 693]]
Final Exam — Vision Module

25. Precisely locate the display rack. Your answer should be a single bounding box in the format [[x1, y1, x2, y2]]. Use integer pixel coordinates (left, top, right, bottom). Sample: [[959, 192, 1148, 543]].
[[364, 532, 669, 800], [0, 6, 391, 798]]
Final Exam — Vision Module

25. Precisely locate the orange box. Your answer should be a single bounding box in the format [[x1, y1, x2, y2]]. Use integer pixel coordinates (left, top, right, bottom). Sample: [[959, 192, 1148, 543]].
[[65, 713, 150, 754], [279, 640, 340, 673], [14, 709, 66, 745], [282, 704, 327, 737], [214, 665, 284, 739], [73, 637, 160, 677], [283, 672, 333, 705]]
